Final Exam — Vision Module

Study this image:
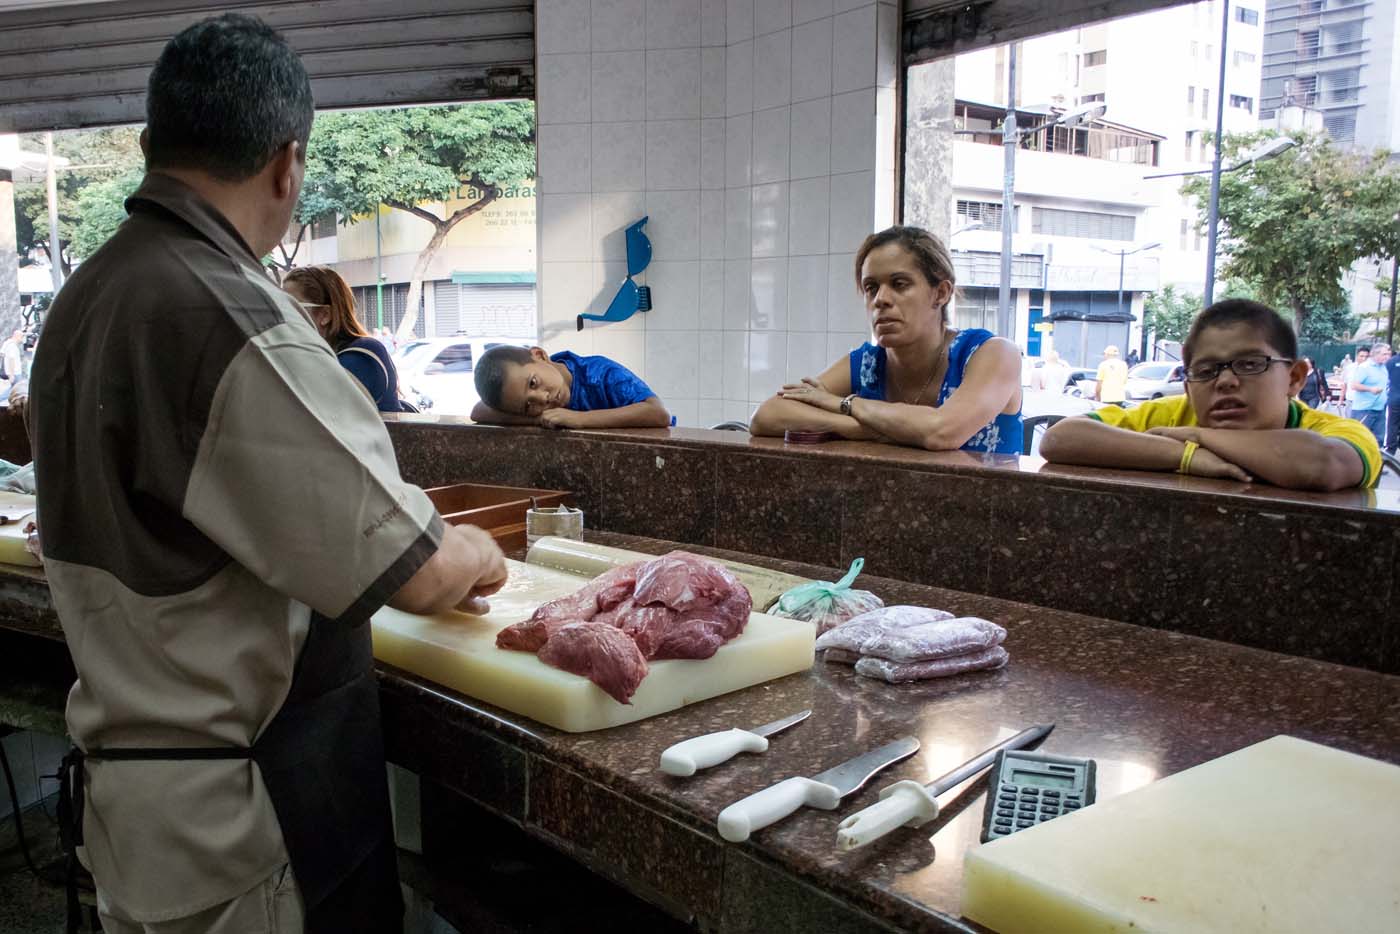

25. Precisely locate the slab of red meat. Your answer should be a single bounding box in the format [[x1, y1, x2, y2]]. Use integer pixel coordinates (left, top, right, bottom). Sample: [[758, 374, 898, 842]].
[[536, 622, 649, 704], [496, 563, 638, 651]]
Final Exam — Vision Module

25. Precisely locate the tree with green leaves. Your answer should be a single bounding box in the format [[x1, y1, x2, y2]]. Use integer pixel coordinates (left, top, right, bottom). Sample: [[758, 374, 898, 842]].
[[1218, 276, 1361, 342], [1142, 284, 1200, 347], [1181, 130, 1400, 335], [301, 102, 535, 338], [16, 127, 143, 273]]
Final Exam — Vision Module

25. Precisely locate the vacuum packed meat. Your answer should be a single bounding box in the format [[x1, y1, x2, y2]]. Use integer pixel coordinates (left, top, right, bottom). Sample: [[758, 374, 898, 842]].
[[854, 646, 1009, 683]]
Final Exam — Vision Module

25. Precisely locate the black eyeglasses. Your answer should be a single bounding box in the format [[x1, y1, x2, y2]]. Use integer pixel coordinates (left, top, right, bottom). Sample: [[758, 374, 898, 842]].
[[1184, 354, 1293, 383]]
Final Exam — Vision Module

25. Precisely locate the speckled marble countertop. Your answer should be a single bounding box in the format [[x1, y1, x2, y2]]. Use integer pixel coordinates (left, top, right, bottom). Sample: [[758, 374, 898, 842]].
[[375, 530, 1400, 933]]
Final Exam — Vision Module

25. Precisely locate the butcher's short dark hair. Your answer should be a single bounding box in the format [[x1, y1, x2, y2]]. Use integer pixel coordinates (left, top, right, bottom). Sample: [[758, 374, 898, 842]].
[[1183, 299, 1296, 366], [474, 345, 535, 410], [145, 14, 314, 181]]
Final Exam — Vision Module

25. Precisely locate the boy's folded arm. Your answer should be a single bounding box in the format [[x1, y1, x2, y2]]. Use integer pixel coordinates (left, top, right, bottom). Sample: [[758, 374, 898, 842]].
[[571, 396, 672, 428], [470, 402, 540, 425], [1192, 428, 1364, 491], [1039, 416, 1185, 471]]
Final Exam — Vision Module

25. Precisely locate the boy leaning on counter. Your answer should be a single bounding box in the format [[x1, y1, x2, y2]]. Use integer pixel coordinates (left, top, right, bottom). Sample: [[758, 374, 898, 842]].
[[470, 345, 673, 429], [1040, 299, 1382, 492]]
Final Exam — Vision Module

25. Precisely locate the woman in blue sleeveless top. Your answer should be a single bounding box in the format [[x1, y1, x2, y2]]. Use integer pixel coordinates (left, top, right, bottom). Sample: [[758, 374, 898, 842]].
[[750, 226, 1023, 453], [283, 266, 412, 413]]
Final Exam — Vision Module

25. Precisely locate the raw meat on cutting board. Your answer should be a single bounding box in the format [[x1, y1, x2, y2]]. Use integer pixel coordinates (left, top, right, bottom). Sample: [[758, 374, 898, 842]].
[[497, 551, 753, 702]]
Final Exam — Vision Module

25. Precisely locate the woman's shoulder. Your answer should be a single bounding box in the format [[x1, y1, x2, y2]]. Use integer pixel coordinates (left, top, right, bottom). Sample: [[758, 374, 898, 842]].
[[340, 335, 390, 358]]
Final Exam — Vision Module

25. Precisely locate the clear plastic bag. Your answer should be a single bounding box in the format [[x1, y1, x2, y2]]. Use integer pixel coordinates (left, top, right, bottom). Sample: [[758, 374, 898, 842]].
[[770, 558, 885, 635], [855, 646, 1009, 683], [814, 605, 957, 655]]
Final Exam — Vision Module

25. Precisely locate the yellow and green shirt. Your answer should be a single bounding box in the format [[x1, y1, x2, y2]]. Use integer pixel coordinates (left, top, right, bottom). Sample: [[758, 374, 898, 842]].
[[1088, 395, 1381, 489]]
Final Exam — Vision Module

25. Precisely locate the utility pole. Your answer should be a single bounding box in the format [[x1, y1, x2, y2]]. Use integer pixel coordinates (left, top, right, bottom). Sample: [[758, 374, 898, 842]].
[[1204, 0, 1230, 304], [997, 44, 1018, 340], [1388, 256, 1396, 345], [375, 205, 384, 331], [44, 132, 63, 293]]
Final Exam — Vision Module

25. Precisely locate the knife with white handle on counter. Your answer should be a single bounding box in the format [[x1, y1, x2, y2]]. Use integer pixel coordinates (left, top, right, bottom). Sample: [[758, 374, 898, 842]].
[[659, 709, 812, 777], [717, 736, 920, 843], [835, 724, 1054, 851]]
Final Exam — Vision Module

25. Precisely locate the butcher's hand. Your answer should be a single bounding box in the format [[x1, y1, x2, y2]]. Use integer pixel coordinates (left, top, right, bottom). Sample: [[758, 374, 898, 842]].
[[455, 525, 509, 615]]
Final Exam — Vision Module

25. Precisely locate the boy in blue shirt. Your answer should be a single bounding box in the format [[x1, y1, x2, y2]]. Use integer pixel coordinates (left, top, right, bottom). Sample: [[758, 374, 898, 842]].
[[472, 345, 672, 429]]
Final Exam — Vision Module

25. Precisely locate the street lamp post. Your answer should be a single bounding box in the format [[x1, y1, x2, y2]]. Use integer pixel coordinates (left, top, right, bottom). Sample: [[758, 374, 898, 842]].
[[1094, 242, 1160, 356], [1204, 0, 1231, 304], [44, 132, 63, 294]]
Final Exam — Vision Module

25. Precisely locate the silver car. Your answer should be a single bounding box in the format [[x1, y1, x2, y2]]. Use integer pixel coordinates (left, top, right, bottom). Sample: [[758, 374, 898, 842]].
[[1124, 362, 1185, 401]]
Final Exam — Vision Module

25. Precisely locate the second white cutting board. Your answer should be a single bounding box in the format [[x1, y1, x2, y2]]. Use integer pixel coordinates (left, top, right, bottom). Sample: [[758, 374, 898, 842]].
[[371, 558, 815, 732]]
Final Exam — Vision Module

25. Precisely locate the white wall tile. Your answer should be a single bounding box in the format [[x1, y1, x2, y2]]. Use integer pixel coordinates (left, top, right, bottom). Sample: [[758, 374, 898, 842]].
[[698, 332, 724, 391], [643, 190, 701, 264], [754, 0, 791, 35], [725, 39, 753, 117], [701, 48, 727, 118], [697, 398, 725, 425], [724, 399, 756, 422], [646, 119, 702, 190], [591, 121, 646, 191], [724, 113, 753, 188], [791, 18, 833, 103], [792, 0, 832, 25], [750, 256, 788, 330], [788, 175, 829, 256], [593, 53, 646, 122], [538, 54, 591, 124], [593, 329, 647, 374], [748, 331, 788, 401], [787, 253, 828, 332], [540, 193, 593, 262], [752, 31, 792, 110], [724, 185, 752, 259], [645, 329, 701, 398], [787, 329, 829, 381], [723, 259, 751, 329], [539, 124, 593, 193], [876, 1, 898, 89], [722, 330, 749, 399], [668, 397, 700, 427], [702, 0, 727, 46], [789, 96, 831, 179], [832, 0, 867, 14], [727, 0, 754, 43], [593, 191, 647, 263], [830, 88, 877, 174], [538, 0, 592, 53], [828, 250, 867, 331], [700, 190, 726, 260], [699, 259, 725, 328], [700, 118, 726, 190], [832, 5, 876, 93], [647, 49, 702, 119], [541, 261, 595, 329], [646, 262, 701, 331], [751, 181, 789, 258], [593, 0, 647, 51], [648, 0, 702, 49], [752, 105, 790, 184], [827, 331, 866, 367]]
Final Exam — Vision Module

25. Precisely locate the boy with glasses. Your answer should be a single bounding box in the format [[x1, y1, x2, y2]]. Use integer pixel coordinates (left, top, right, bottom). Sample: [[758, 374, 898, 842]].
[[1041, 300, 1380, 491]]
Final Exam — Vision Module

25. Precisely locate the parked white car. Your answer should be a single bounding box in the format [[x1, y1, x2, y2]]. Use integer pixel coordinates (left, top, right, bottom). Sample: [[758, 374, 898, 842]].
[[1124, 362, 1186, 401], [393, 336, 534, 415]]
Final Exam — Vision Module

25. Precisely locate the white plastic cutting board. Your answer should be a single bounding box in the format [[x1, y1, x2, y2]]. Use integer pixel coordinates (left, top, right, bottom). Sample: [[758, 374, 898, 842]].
[[962, 735, 1400, 934], [371, 558, 815, 732]]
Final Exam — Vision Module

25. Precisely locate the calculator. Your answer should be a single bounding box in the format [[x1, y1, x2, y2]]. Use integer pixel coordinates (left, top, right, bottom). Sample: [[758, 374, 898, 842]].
[[980, 749, 1096, 842]]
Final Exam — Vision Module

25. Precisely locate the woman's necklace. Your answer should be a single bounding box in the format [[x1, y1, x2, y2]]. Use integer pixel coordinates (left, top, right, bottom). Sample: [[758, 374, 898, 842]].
[[889, 332, 949, 406]]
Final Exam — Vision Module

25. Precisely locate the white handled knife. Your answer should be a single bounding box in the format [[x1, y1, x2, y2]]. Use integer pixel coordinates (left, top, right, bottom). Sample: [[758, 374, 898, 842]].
[[716, 735, 920, 843], [835, 724, 1054, 851], [659, 709, 812, 777]]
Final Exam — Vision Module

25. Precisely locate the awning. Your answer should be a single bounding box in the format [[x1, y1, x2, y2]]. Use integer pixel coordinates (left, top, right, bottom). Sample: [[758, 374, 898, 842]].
[[451, 271, 537, 285], [1047, 310, 1136, 324]]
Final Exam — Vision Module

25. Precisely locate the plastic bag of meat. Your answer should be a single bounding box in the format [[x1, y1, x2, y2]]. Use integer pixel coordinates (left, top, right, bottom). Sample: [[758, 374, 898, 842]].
[[770, 558, 885, 635], [813, 605, 956, 655], [857, 617, 1006, 663], [854, 646, 1009, 683]]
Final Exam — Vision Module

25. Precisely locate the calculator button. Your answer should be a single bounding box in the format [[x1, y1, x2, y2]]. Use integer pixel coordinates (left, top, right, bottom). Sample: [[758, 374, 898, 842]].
[[1000, 784, 1017, 794], [996, 808, 1015, 818], [1022, 788, 1040, 796], [1063, 801, 1080, 810], [1015, 820, 1034, 829], [1040, 808, 1059, 818], [1042, 790, 1060, 798], [994, 818, 1012, 829]]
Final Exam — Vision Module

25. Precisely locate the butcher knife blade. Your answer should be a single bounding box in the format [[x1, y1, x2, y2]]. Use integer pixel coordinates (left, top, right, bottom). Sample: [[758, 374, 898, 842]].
[[659, 709, 812, 777], [835, 723, 1054, 851], [716, 736, 920, 842]]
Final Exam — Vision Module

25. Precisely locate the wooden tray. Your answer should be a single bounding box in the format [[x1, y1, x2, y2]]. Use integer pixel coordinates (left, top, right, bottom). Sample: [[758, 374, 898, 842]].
[[423, 482, 573, 551]]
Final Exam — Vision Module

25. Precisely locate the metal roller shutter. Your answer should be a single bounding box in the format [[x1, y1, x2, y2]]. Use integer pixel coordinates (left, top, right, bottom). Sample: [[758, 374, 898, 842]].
[[0, 0, 533, 132]]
